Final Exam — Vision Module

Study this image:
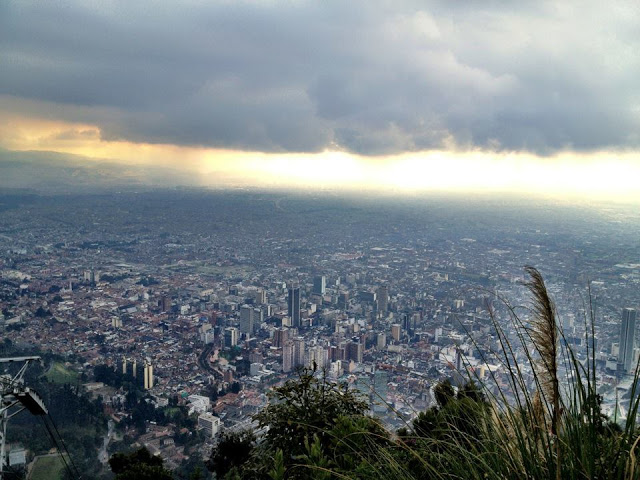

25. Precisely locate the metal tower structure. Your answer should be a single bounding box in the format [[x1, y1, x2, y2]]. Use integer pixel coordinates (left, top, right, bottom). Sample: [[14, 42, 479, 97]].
[[0, 356, 48, 479]]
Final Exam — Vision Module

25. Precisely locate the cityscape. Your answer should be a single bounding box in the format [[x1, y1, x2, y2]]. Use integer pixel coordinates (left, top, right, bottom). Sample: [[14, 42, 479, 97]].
[[2, 0, 640, 478], [1, 189, 639, 476]]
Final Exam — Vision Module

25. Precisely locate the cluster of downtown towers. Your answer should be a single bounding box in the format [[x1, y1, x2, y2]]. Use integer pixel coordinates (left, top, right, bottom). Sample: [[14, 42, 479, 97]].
[[237, 278, 639, 378]]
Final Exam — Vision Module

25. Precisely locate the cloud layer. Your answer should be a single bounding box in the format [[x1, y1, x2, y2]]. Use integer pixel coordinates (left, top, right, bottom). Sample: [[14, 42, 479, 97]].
[[1, 0, 639, 155]]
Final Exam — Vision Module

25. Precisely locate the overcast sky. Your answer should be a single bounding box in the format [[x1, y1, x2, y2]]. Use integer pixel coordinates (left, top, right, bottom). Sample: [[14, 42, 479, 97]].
[[1, 1, 639, 198]]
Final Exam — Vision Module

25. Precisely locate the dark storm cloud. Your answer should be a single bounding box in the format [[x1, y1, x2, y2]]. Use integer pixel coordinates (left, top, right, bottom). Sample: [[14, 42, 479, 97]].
[[1, 1, 639, 155]]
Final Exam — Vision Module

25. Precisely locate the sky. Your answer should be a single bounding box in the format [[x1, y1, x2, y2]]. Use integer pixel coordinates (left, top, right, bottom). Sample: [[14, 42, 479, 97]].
[[1, 1, 640, 200]]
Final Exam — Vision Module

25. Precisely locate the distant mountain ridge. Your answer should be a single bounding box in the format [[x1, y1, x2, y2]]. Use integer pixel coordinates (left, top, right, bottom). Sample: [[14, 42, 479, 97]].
[[0, 149, 198, 193]]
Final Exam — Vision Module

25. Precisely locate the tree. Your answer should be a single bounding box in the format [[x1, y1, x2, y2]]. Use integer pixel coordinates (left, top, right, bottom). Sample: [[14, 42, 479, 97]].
[[238, 367, 378, 479], [210, 367, 373, 478], [253, 367, 368, 459], [433, 379, 455, 408], [412, 406, 439, 438], [206, 430, 256, 479], [411, 380, 488, 446], [34, 305, 51, 317], [109, 447, 173, 480], [456, 380, 484, 403]]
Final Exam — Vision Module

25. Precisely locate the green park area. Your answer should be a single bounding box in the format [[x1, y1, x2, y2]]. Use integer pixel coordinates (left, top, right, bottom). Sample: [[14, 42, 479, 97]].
[[45, 362, 79, 384], [29, 454, 67, 480]]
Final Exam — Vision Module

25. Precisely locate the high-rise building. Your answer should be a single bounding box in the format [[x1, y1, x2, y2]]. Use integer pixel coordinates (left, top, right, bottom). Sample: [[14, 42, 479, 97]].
[[224, 327, 239, 348], [308, 345, 328, 369], [376, 286, 389, 312], [282, 342, 294, 373], [619, 308, 637, 373], [338, 292, 349, 310], [239, 305, 254, 336], [143, 361, 154, 390], [120, 356, 154, 389], [346, 341, 363, 363], [273, 327, 289, 348], [83, 269, 100, 283], [329, 345, 339, 362], [372, 369, 389, 413], [203, 329, 215, 344], [401, 312, 418, 338], [253, 307, 264, 326], [288, 283, 301, 327], [313, 276, 326, 296], [359, 290, 376, 303], [330, 344, 347, 362], [434, 327, 443, 343], [293, 337, 306, 368], [391, 324, 402, 342], [455, 348, 463, 371], [161, 296, 172, 313], [255, 289, 267, 305]]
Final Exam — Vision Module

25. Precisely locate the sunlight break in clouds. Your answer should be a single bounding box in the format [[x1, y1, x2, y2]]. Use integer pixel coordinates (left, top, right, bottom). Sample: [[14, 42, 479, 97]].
[[2, 112, 639, 202]]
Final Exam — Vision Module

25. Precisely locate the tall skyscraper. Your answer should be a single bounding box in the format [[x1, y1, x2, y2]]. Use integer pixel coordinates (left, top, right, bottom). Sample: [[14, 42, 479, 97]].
[[376, 286, 388, 312], [346, 341, 363, 363], [288, 283, 301, 327], [239, 304, 254, 336], [619, 308, 637, 373], [313, 276, 326, 295]]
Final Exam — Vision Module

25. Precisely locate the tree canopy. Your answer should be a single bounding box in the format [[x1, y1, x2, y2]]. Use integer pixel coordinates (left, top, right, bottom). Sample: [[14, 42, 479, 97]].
[[109, 447, 173, 480]]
